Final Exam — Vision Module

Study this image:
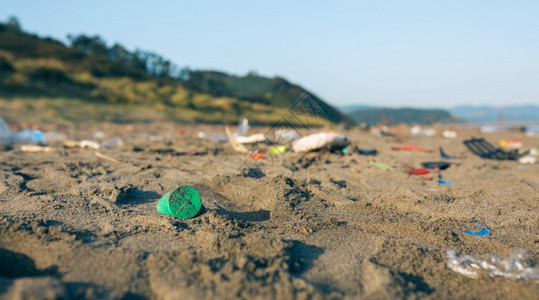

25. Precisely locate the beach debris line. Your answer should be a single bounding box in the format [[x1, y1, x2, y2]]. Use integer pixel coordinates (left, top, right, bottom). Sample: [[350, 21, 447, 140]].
[[391, 145, 433, 152], [460, 224, 490, 236], [157, 185, 202, 219], [291, 132, 350, 152], [445, 250, 539, 280]]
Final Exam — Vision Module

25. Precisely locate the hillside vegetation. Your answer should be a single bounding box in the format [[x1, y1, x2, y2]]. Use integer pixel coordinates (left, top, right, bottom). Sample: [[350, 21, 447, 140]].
[[0, 17, 349, 126]]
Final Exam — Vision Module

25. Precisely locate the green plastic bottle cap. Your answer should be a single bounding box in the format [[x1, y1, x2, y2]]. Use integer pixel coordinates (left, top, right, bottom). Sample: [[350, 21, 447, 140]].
[[156, 185, 202, 219]]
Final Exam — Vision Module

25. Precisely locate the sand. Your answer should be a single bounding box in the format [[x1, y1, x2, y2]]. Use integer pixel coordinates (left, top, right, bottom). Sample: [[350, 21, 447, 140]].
[[0, 123, 537, 299]]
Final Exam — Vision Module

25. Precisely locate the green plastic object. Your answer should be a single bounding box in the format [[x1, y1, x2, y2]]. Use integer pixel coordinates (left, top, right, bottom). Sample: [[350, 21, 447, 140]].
[[269, 145, 287, 154], [156, 185, 202, 219]]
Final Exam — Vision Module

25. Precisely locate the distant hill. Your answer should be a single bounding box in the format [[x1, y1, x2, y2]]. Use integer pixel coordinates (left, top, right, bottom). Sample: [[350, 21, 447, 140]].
[[0, 17, 349, 126], [346, 107, 458, 126], [450, 105, 539, 124]]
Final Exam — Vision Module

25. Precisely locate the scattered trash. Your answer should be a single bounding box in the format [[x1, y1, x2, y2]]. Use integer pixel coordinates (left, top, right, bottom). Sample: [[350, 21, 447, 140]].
[[249, 153, 264, 159], [529, 148, 538, 156], [411, 126, 436, 136], [421, 162, 452, 170], [292, 132, 349, 152], [0, 117, 46, 145], [409, 168, 429, 175], [197, 131, 206, 139], [103, 137, 124, 148], [460, 224, 490, 236], [235, 133, 266, 144], [391, 145, 433, 152], [480, 125, 498, 134], [357, 148, 377, 156], [21, 145, 52, 152], [463, 138, 520, 160], [445, 249, 538, 280], [234, 118, 249, 137], [438, 180, 452, 185], [225, 127, 248, 153], [95, 152, 124, 164], [370, 161, 395, 171], [269, 145, 287, 154], [423, 175, 433, 180], [275, 129, 301, 142], [518, 155, 536, 164], [64, 140, 100, 150], [157, 185, 202, 219], [499, 139, 522, 149], [210, 132, 228, 143], [341, 147, 349, 154], [442, 130, 457, 139], [440, 147, 460, 159]]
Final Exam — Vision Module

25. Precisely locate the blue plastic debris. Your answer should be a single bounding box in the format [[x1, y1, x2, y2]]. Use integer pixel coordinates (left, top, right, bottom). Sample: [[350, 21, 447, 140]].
[[440, 147, 460, 159], [460, 225, 491, 237], [438, 180, 452, 185]]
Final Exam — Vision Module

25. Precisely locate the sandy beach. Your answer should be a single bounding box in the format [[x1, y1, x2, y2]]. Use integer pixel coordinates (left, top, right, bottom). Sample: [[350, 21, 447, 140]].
[[0, 123, 537, 299]]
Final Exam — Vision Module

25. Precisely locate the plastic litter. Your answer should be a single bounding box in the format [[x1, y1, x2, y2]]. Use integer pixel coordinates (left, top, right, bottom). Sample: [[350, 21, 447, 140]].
[[460, 224, 490, 236], [440, 147, 460, 159], [409, 168, 429, 175], [464, 137, 521, 160], [197, 131, 206, 139], [529, 148, 538, 156], [225, 127, 247, 153], [269, 145, 287, 154], [275, 129, 301, 142], [438, 180, 452, 185], [157, 185, 202, 219], [442, 130, 457, 139], [249, 153, 264, 159], [411, 126, 436, 136], [292, 132, 349, 152], [357, 148, 377, 156], [391, 145, 433, 152], [21, 145, 52, 152], [518, 155, 536, 164], [370, 161, 394, 171], [421, 162, 452, 170], [235, 133, 266, 144], [64, 140, 100, 150], [0, 117, 45, 145], [499, 139, 522, 149], [445, 249, 539, 280], [234, 118, 250, 137], [103, 137, 124, 148]]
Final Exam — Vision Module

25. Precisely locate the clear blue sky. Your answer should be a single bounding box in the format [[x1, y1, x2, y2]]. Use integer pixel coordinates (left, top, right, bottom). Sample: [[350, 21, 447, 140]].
[[2, 0, 538, 108]]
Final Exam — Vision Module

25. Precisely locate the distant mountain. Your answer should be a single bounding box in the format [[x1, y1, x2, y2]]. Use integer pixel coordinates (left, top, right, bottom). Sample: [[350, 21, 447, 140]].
[[449, 105, 539, 124], [0, 17, 350, 126], [338, 105, 380, 114], [346, 107, 458, 126]]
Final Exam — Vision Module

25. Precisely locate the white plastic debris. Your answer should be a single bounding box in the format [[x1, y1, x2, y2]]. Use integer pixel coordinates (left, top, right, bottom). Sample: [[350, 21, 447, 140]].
[[197, 131, 206, 139], [518, 155, 536, 164], [445, 250, 539, 280], [64, 140, 100, 150], [235, 133, 266, 144], [234, 119, 249, 137], [411, 126, 436, 137], [442, 130, 457, 139], [291, 132, 349, 152], [21, 145, 52, 152], [103, 137, 124, 148], [275, 129, 302, 142]]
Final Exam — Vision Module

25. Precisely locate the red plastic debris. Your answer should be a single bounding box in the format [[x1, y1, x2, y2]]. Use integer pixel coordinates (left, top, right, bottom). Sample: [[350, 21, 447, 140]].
[[249, 153, 264, 159], [423, 175, 433, 180], [391, 145, 433, 152], [409, 168, 429, 175]]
